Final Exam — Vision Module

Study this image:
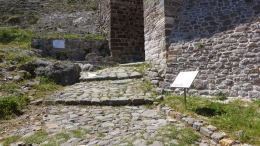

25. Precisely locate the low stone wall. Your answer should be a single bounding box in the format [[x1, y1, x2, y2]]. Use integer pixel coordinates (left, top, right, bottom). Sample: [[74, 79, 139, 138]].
[[163, 0, 260, 98], [31, 38, 109, 61]]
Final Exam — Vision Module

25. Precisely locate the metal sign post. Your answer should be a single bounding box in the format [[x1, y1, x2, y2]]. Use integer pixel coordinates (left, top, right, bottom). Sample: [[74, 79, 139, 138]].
[[184, 88, 187, 110], [170, 71, 199, 110]]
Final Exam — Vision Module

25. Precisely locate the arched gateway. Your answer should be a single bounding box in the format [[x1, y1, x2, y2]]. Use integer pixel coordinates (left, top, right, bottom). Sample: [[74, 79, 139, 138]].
[[100, 0, 177, 65]]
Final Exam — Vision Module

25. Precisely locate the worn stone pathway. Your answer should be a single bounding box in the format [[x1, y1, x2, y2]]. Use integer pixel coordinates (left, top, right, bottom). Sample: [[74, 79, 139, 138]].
[[0, 64, 215, 146]]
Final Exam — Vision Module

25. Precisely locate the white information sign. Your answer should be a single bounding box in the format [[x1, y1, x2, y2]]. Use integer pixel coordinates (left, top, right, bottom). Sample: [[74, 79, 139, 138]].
[[170, 71, 199, 88], [53, 40, 65, 49]]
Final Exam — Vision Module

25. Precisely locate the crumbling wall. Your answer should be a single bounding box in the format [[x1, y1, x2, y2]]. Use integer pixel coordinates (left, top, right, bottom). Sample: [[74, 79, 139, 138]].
[[163, 0, 260, 98]]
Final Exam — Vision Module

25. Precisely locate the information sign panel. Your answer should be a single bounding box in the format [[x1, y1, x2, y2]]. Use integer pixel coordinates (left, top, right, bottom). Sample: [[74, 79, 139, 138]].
[[53, 40, 65, 49], [170, 71, 199, 88]]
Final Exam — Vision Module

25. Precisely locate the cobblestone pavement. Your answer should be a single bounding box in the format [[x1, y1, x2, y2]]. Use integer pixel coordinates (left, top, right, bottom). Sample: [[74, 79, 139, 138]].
[[0, 65, 215, 146]]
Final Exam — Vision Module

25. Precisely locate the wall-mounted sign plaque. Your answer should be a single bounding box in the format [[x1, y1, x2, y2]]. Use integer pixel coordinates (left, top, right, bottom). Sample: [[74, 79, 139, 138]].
[[53, 40, 65, 49]]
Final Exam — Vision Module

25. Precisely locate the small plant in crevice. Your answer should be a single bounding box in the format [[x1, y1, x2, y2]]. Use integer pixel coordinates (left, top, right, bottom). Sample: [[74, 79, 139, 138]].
[[215, 91, 227, 101], [197, 43, 205, 49]]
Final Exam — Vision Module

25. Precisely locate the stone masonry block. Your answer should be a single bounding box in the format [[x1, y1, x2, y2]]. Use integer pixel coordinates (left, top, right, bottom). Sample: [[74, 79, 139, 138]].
[[211, 133, 225, 143], [199, 127, 213, 137], [219, 139, 234, 146], [193, 122, 203, 131]]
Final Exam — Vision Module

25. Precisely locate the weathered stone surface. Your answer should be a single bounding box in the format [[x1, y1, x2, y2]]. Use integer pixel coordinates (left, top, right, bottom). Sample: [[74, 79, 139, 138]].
[[211, 133, 225, 143], [219, 139, 234, 146], [200, 127, 213, 137], [193, 122, 203, 131], [133, 139, 147, 146], [19, 59, 81, 86]]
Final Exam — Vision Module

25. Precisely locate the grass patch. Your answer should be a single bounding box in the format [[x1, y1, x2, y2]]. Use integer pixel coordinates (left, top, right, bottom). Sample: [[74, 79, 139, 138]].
[[71, 128, 85, 138], [164, 93, 260, 144], [3, 135, 21, 146], [84, 33, 105, 40], [158, 124, 200, 145], [0, 82, 20, 94], [55, 132, 70, 140], [0, 50, 36, 65], [33, 76, 61, 92], [32, 76, 62, 99], [23, 130, 48, 144], [215, 92, 227, 101], [130, 62, 153, 75], [0, 27, 38, 44], [141, 81, 153, 94]]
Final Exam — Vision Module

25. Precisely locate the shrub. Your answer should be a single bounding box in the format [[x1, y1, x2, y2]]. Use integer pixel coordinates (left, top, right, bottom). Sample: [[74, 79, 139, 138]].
[[0, 95, 30, 120], [0, 97, 19, 119]]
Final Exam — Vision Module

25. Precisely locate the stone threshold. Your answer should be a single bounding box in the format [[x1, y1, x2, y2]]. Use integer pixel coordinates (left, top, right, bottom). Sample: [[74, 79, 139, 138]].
[[31, 97, 154, 106], [79, 73, 143, 82]]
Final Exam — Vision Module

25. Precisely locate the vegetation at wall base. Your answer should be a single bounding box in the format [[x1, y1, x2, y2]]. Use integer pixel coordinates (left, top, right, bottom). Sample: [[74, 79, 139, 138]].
[[163, 93, 260, 144], [0, 27, 38, 45]]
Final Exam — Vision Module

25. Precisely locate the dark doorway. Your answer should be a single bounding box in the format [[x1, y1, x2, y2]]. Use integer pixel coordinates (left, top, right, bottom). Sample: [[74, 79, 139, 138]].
[[109, 0, 145, 63]]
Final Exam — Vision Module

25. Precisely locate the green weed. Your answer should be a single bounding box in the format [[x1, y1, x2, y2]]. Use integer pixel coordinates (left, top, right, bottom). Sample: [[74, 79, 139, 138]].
[[0, 97, 18, 119], [33, 76, 62, 99], [0, 95, 30, 120], [55, 132, 70, 141], [71, 129, 85, 138], [215, 92, 227, 101], [33, 76, 61, 92], [158, 124, 199, 145], [3, 135, 21, 146], [23, 130, 48, 144], [0, 27, 38, 44], [84, 34, 105, 40], [1, 51, 36, 65]]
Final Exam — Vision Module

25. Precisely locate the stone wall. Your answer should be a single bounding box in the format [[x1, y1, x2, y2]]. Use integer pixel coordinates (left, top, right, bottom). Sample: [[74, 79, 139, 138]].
[[31, 38, 109, 61], [0, 0, 101, 35], [143, 0, 165, 66], [108, 0, 145, 63], [163, 0, 260, 98], [143, 0, 180, 67]]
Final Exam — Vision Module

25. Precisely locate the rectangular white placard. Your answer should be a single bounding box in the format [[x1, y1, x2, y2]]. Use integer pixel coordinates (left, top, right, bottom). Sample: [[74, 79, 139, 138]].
[[53, 40, 65, 49], [170, 71, 199, 88]]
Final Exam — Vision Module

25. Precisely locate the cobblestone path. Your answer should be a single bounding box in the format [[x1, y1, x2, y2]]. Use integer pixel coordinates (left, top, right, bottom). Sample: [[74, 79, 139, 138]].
[[1, 65, 214, 146]]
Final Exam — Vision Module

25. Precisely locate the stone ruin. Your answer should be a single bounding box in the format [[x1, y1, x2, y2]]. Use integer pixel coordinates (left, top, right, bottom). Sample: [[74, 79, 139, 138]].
[[100, 0, 260, 98], [26, 0, 260, 98]]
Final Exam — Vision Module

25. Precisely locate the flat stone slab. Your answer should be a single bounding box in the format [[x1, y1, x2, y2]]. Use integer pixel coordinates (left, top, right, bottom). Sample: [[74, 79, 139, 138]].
[[80, 66, 143, 81]]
